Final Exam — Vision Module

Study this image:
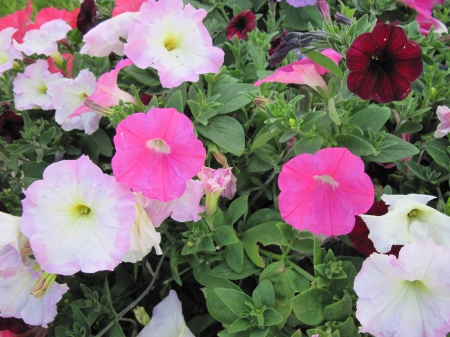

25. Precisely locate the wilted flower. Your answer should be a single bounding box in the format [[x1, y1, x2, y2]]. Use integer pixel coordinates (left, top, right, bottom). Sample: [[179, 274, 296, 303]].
[[225, 10, 256, 40], [0, 109, 24, 144], [76, 0, 97, 35], [197, 167, 234, 216], [346, 23, 423, 103], [435, 105, 450, 138]]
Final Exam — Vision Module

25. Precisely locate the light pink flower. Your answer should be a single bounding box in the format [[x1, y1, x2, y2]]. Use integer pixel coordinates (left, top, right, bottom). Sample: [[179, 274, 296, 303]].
[[0, 260, 68, 327], [416, 13, 448, 36], [80, 12, 141, 57], [278, 147, 374, 236], [14, 19, 72, 56], [112, 0, 147, 16], [254, 49, 342, 94], [21, 156, 136, 275], [124, 0, 224, 88], [197, 167, 234, 216], [0, 28, 23, 75], [355, 239, 450, 337], [0, 1, 33, 43], [70, 58, 137, 118], [0, 212, 23, 272], [145, 179, 205, 227], [112, 108, 206, 201], [286, 0, 317, 7], [13, 59, 63, 111], [435, 105, 450, 138]]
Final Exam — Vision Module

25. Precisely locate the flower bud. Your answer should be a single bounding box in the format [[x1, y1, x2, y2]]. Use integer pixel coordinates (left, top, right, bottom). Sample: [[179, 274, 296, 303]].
[[30, 272, 57, 299], [134, 306, 151, 326], [317, 0, 332, 24]]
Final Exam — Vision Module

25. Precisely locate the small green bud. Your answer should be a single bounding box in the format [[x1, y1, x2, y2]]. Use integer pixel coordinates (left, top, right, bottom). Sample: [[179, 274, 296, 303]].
[[134, 306, 151, 326]]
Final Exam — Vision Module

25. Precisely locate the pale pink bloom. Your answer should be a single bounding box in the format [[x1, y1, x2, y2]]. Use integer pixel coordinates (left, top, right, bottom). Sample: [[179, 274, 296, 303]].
[[222, 171, 237, 200], [0, 212, 23, 272], [286, 0, 317, 7], [197, 167, 234, 216], [14, 19, 71, 56], [416, 13, 448, 36], [255, 49, 342, 94], [0, 28, 23, 75], [112, 0, 147, 16], [278, 147, 374, 236], [13, 59, 63, 111], [47, 69, 101, 134], [122, 193, 162, 263], [435, 105, 450, 138], [355, 239, 450, 337], [145, 179, 205, 227], [70, 58, 137, 118], [136, 290, 195, 337], [21, 156, 136, 275], [0, 1, 33, 43], [80, 12, 141, 57], [0, 260, 68, 327], [112, 108, 206, 202], [361, 194, 450, 253], [124, 0, 224, 88]]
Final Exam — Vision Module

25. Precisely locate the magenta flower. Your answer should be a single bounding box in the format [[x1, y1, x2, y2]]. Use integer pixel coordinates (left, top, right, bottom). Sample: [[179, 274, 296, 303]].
[[112, 108, 206, 202], [346, 23, 423, 103], [278, 147, 374, 236], [225, 10, 256, 40]]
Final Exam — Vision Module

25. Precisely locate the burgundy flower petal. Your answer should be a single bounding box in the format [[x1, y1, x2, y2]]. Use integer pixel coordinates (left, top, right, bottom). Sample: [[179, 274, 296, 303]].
[[372, 23, 394, 50], [225, 10, 256, 40], [0, 110, 24, 144], [346, 45, 371, 71], [384, 25, 408, 54], [392, 58, 423, 82], [347, 68, 376, 100], [373, 71, 395, 103], [77, 0, 97, 35], [387, 71, 412, 101]]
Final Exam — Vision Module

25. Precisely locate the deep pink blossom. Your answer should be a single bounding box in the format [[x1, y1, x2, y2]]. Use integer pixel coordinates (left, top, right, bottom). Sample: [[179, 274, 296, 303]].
[[225, 11, 256, 40], [0, 1, 33, 43], [416, 13, 448, 36], [112, 0, 147, 16], [32, 8, 76, 29], [278, 147, 374, 236], [112, 108, 206, 202]]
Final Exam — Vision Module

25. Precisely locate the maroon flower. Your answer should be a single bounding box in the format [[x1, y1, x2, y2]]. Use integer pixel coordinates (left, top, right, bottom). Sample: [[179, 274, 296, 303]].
[[348, 199, 402, 257], [225, 10, 256, 40], [0, 318, 28, 334], [346, 23, 423, 103], [77, 0, 97, 35], [268, 29, 289, 56], [0, 109, 24, 144]]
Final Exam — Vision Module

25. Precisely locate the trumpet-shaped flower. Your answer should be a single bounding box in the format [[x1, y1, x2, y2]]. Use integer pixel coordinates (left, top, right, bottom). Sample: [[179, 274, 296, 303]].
[[0, 260, 68, 327], [416, 13, 448, 36], [0, 1, 33, 43], [124, 0, 224, 88], [136, 290, 195, 337], [278, 147, 374, 236], [0, 28, 23, 75], [13, 60, 63, 111], [361, 194, 450, 253], [355, 239, 450, 336], [21, 156, 136, 275], [47, 69, 101, 134], [435, 105, 450, 138], [112, 108, 206, 202], [225, 11, 256, 40], [70, 58, 137, 118]]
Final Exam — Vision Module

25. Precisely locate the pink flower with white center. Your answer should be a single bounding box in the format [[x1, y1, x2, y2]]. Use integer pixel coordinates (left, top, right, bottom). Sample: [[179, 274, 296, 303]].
[[124, 0, 224, 88], [254, 49, 342, 94], [13, 60, 63, 111], [47, 69, 101, 134], [435, 105, 450, 138], [0, 260, 68, 327], [145, 179, 205, 227], [0, 28, 23, 75], [416, 13, 448, 36], [21, 156, 136, 275], [70, 58, 137, 118], [0, 1, 33, 43], [112, 108, 206, 202], [355, 239, 450, 337], [80, 12, 141, 57], [14, 19, 71, 57], [122, 193, 162, 263], [197, 167, 234, 216], [112, 0, 147, 16], [278, 147, 374, 236]]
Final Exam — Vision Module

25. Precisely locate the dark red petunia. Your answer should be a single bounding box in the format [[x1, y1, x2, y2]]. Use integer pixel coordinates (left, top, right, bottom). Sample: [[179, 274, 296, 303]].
[[0, 109, 24, 144], [348, 199, 402, 257], [268, 28, 289, 56], [225, 10, 256, 40], [0, 318, 28, 334], [346, 23, 423, 103], [77, 0, 97, 36]]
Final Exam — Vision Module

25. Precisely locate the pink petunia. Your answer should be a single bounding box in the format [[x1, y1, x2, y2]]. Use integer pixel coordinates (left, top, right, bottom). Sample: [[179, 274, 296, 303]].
[[278, 147, 374, 236], [0, 1, 33, 43], [416, 13, 448, 36], [32, 7, 76, 29], [112, 0, 147, 16], [435, 105, 450, 138], [112, 108, 206, 202]]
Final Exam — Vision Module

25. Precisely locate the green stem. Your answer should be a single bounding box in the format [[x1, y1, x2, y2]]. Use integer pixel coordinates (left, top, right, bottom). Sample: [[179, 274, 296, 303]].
[[248, 168, 280, 208], [163, 266, 193, 284], [218, 6, 230, 23]]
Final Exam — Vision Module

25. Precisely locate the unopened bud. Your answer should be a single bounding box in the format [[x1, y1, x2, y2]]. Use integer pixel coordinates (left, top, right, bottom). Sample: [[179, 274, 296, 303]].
[[134, 306, 151, 326], [30, 272, 57, 299], [334, 12, 351, 26], [212, 150, 229, 168], [317, 0, 332, 24], [85, 100, 114, 116], [254, 95, 270, 111], [50, 50, 64, 68], [430, 87, 436, 100]]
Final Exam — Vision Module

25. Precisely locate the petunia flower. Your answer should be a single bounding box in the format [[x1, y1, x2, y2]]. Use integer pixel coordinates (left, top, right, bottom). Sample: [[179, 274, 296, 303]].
[[355, 239, 450, 336], [13, 60, 63, 111], [47, 53, 73, 77], [112, 108, 206, 202], [21, 156, 136, 275], [416, 13, 448, 36], [32, 7, 77, 29], [80, 12, 141, 57], [197, 167, 234, 216], [278, 147, 374, 236], [47, 69, 101, 134], [225, 10, 256, 40], [0, 109, 24, 144], [0, 318, 29, 335], [124, 0, 224, 88], [70, 58, 137, 118], [255, 49, 342, 94], [361, 194, 450, 253], [0, 259, 69, 327], [112, 0, 147, 16], [136, 290, 195, 337], [346, 23, 423, 103], [76, 0, 97, 35], [435, 105, 450, 138], [14, 19, 72, 57], [0, 212, 23, 272], [397, 0, 436, 16], [286, 0, 317, 7], [0, 1, 33, 43], [145, 179, 205, 227], [0, 28, 23, 76]]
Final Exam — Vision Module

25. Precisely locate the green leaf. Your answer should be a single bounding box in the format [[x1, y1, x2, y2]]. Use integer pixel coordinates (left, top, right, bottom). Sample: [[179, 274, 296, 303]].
[[328, 97, 341, 124], [210, 255, 259, 280], [225, 241, 244, 273], [263, 308, 283, 327], [348, 106, 391, 134], [245, 209, 283, 230], [293, 135, 323, 155], [193, 259, 211, 286], [206, 276, 241, 324], [211, 83, 259, 114], [109, 322, 126, 337], [254, 279, 276, 308], [251, 124, 282, 153], [124, 64, 160, 87], [291, 288, 332, 325], [364, 133, 419, 163], [214, 225, 239, 246], [92, 129, 113, 157], [396, 121, 423, 135], [323, 293, 353, 321], [21, 161, 49, 179], [228, 318, 252, 333], [335, 316, 357, 336], [228, 196, 249, 225], [70, 305, 91, 336], [41, 127, 56, 146], [187, 314, 216, 335], [328, 261, 358, 298], [335, 135, 376, 156], [283, 5, 323, 30], [196, 117, 245, 156], [215, 288, 253, 316], [299, 48, 343, 80], [165, 90, 184, 112]]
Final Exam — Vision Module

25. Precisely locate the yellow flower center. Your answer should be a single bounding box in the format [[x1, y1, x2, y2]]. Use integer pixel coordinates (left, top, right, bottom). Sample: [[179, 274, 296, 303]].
[[146, 138, 171, 154], [314, 174, 339, 188], [76, 204, 91, 215], [163, 34, 180, 51]]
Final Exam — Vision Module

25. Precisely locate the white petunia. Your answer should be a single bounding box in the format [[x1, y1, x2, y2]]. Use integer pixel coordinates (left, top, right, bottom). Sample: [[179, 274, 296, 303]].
[[0, 27, 23, 75]]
